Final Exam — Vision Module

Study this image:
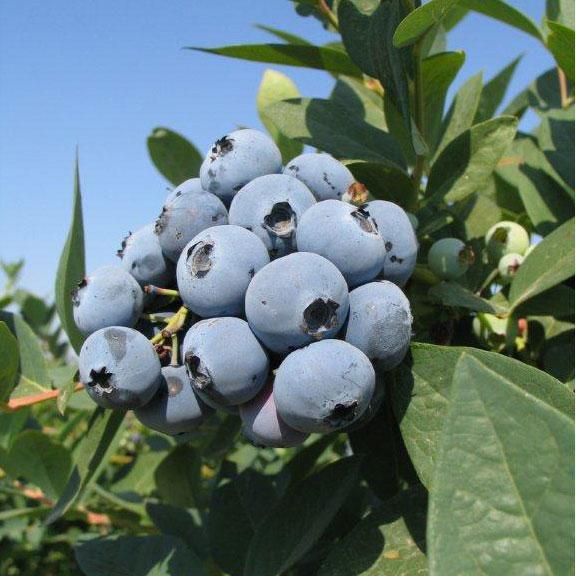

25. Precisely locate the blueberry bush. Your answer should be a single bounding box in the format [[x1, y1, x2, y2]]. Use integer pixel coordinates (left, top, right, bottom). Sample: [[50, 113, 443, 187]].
[[1, 1, 574, 575]]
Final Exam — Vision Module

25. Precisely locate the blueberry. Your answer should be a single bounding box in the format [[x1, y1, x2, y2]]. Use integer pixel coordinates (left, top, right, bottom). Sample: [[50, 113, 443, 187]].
[[118, 224, 174, 288], [182, 317, 269, 406], [200, 129, 282, 205], [345, 281, 412, 370], [239, 382, 309, 448], [407, 212, 419, 231], [274, 339, 375, 433], [176, 225, 270, 317], [473, 313, 517, 350], [79, 326, 161, 410], [229, 174, 316, 258], [72, 266, 144, 336], [155, 184, 228, 263], [485, 221, 530, 260], [427, 238, 474, 281], [364, 200, 418, 287], [135, 365, 214, 435], [283, 153, 365, 202], [165, 177, 205, 205], [498, 253, 524, 284], [245, 252, 350, 354], [296, 200, 385, 287]]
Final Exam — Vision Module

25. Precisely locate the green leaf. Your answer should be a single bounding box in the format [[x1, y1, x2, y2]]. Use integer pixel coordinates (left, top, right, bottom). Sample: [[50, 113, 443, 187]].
[[428, 281, 506, 313], [244, 457, 361, 576], [497, 136, 573, 235], [338, 0, 413, 142], [154, 444, 201, 509], [345, 161, 416, 210], [255, 24, 312, 45], [56, 376, 78, 416], [516, 284, 575, 317], [318, 487, 428, 576], [189, 44, 361, 77], [509, 218, 575, 309], [46, 408, 125, 524], [547, 0, 575, 29], [461, 0, 545, 42], [147, 127, 203, 186], [112, 450, 166, 496], [426, 116, 518, 204], [450, 193, 504, 241], [393, 0, 461, 48], [475, 55, 523, 123], [257, 70, 303, 163], [75, 535, 206, 576], [0, 322, 18, 403], [428, 354, 574, 576], [422, 51, 466, 153], [390, 343, 573, 488], [435, 72, 484, 159], [547, 20, 575, 81], [55, 157, 85, 354], [4, 431, 72, 500], [0, 312, 50, 392], [264, 98, 406, 168]]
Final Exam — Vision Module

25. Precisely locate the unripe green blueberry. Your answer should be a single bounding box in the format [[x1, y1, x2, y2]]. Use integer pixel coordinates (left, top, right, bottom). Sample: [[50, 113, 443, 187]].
[[485, 221, 529, 260], [498, 253, 524, 284], [473, 313, 517, 351], [407, 212, 419, 231], [427, 238, 474, 281]]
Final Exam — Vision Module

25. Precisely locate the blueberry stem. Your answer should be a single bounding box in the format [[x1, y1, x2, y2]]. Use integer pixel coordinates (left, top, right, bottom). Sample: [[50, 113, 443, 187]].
[[141, 313, 171, 324], [144, 285, 180, 298], [3, 382, 84, 412], [150, 306, 189, 345], [170, 333, 179, 367]]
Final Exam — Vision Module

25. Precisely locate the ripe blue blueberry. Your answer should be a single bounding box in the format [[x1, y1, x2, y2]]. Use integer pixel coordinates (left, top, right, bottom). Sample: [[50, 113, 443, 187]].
[[296, 200, 385, 287], [485, 221, 530, 260], [165, 177, 204, 205], [283, 153, 365, 202], [364, 200, 418, 287], [182, 317, 269, 407], [200, 129, 282, 205], [72, 266, 144, 336], [245, 252, 350, 354], [135, 365, 214, 435], [79, 326, 161, 410], [345, 281, 412, 370], [118, 223, 174, 288], [498, 252, 524, 284], [239, 382, 309, 448], [176, 225, 270, 317], [274, 339, 375, 433], [155, 184, 228, 263], [229, 174, 316, 258], [428, 238, 474, 281]]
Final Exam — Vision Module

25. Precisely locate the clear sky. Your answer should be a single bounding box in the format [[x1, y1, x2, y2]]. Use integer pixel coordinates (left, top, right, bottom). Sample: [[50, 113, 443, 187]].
[[0, 1, 554, 297]]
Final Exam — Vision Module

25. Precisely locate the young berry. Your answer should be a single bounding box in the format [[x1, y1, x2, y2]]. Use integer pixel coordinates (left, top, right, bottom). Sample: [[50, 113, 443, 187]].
[[135, 365, 213, 435], [296, 200, 385, 287], [79, 326, 161, 410], [427, 238, 474, 281], [200, 129, 282, 205], [345, 281, 412, 370], [274, 340, 375, 434], [485, 221, 529, 260], [498, 253, 524, 284], [176, 225, 269, 318], [229, 173, 316, 258], [72, 266, 144, 336], [245, 252, 350, 354], [182, 317, 269, 407]]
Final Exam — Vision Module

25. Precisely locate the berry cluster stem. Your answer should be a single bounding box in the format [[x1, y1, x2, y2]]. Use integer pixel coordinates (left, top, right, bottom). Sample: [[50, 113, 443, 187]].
[[150, 306, 189, 345]]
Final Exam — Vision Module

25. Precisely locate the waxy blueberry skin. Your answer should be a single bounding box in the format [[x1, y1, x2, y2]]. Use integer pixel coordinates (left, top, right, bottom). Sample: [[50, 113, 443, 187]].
[[155, 184, 228, 263], [345, 281, 412, 371], [72, 266, 144, 336], [118, 223, 174, 288], [239, 383, 309, 448], [485, 221, 530, 260], [245, 252, 350, 354], [182, 317, 269, 407], [79, 326, 161, 410], [274, 339, 375, 433], [283, 153, 362, 202], [427, 237, 474, 281], [176, 225, 270, 318], [229, 173, 316, 258], [296, 200, 385, 287], [165, 177, 205, 205], [200, 129, 282, 205], [364, 200, 418, 287], [135, 365, 214, 435]]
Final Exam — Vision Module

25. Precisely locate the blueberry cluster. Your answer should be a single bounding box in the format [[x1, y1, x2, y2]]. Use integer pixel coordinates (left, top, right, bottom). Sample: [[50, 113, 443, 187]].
[[75, 128, 416, 447]]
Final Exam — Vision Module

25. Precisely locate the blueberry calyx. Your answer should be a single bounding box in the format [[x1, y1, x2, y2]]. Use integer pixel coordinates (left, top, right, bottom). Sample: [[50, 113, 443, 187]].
[[210, 136, 234, 161], [262, 202, 296, 239], [71, 278, 88, 307], [324, 400, 359, 428], [185, 352, 212, 390], [187, 241, 214, 278], [351, 206, 378, 234], [88, 366, 114, 392], [302, 298, 340, 335]]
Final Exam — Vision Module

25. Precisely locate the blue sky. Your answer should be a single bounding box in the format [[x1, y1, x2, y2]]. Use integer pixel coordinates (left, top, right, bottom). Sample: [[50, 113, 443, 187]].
[[0, 1, 554, 297]]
